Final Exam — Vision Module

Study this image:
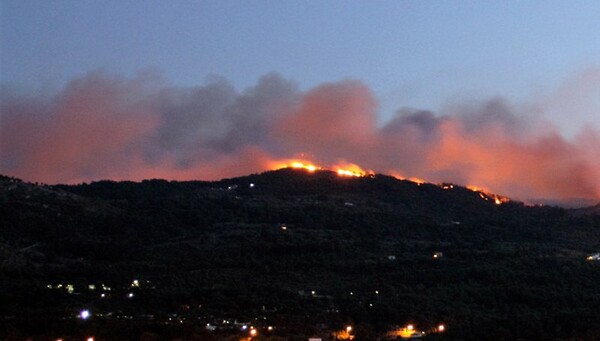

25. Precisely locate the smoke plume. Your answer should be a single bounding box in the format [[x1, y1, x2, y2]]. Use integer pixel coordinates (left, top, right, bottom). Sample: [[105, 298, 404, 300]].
[[1, 70, 599, 204]]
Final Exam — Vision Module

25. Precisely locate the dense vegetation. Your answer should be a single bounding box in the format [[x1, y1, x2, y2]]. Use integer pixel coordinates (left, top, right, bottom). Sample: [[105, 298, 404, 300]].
[[1, 170, 600, 340]]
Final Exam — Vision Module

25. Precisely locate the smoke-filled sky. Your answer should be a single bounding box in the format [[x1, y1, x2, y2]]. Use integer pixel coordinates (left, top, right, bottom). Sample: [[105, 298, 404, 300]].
[[1, 1, 600, 204]]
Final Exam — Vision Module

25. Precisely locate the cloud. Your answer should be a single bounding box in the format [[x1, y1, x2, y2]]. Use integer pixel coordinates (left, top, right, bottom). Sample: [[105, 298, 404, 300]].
[[1, 69, 599, 204]]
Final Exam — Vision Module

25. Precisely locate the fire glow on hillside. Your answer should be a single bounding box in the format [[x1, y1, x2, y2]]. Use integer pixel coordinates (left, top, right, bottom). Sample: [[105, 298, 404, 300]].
[[2, 71, 599, 205], [270, 158, 510, 204], [268, 159, 372, 178], [467, 185, 510, 205]]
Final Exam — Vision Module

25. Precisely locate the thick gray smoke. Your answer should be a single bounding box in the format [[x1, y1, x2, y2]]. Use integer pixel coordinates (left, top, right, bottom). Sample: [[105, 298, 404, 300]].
[[1, 70, 599, 204]]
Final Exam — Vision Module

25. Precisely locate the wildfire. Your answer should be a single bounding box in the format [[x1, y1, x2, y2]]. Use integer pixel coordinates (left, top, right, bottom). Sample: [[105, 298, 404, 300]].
[[390, 172, 426, 185], [334, 162, 373, 177], [467, 185, 484, 192], [267, 158, 510, 204], [467, 185, 509, 205], [290, 161, 319, 172], [267, 159, 321, 173], [268, 158, 372, 178]]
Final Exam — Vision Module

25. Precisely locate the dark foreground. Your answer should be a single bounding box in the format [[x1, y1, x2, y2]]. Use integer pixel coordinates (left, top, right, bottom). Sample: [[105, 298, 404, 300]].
[[2, 170, 600, 340]]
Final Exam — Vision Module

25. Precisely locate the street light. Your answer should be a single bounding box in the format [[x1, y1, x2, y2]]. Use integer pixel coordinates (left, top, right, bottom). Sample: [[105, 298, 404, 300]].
[[80, 310, 90, 320]]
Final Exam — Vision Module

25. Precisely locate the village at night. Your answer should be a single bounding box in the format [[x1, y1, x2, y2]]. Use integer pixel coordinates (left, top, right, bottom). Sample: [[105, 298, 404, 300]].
[[2, 164, 600, 339]]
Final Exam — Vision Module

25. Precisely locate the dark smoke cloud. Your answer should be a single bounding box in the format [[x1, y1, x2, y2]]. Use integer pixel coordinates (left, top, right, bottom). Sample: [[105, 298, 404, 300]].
[[1, 70, 599, 204]]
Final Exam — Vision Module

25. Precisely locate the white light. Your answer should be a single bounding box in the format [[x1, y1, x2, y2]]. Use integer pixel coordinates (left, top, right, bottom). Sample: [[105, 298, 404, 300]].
[[100, 293, 105, 298], [249, 183, 255, 188], [267, 326, 273, 331], [87, 337, 94, 341], [241, 325, 248, 330], [80, 310, 90, 320], [128, 293, 134, 298]]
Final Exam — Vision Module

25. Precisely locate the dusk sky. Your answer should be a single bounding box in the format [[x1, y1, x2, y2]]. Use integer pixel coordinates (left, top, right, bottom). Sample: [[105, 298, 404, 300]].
[[1, 1, 600, 204]]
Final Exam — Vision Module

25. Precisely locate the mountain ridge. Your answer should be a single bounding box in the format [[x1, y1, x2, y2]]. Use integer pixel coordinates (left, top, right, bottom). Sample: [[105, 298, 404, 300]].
[[2, 170, 600, 340]]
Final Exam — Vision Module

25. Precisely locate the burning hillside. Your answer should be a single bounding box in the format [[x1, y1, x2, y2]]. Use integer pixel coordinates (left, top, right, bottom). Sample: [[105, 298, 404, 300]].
[[265, 159, 511, 205], [1, 71, 599, 205], [267, 159, 373, 178]]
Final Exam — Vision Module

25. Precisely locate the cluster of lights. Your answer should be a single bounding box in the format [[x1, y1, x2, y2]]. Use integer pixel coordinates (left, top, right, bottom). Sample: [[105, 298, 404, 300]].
[[47, 283, 75, 294], [389, 323, 446, 338], [48, 282, 115, 297]]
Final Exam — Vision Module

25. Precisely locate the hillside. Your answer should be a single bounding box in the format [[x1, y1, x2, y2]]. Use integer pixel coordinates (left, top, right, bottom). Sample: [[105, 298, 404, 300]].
[[1, 170, 600, 340]]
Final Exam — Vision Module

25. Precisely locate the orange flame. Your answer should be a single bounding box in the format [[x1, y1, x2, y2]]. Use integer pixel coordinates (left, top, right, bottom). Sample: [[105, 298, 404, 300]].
[[334, 162, 372, 177], [467, 185, 509, 205], [267, 159, 321, 172], [290, 161, 319, 172], [268, 158, 375, 178], [389, 172, 427, 185], [268, 158, 510, 203]]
